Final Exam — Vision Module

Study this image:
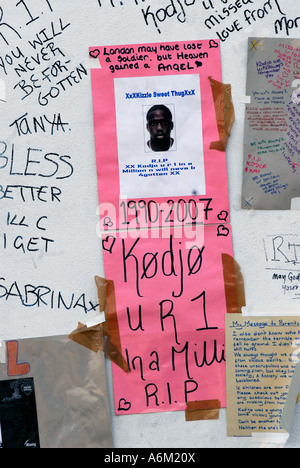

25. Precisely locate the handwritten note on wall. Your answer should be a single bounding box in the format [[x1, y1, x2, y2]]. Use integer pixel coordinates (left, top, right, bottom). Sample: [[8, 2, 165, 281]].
[[96, 0, 290, 40], [226, 314, 300, 436], [0, 6, 85, 204], [102, 225, 233, 415], [242, 37, 300, 210], [91, 37, 235, 416], [0, 1, 100, 334], [263, 234, 300, 300]]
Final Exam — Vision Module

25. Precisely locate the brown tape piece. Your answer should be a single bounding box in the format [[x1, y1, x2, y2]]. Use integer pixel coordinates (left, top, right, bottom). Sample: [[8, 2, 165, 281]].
[[69, 277, 130, 373], [68, 322, 103, 353], [209, 76, 235, 151], [222, 254, 246, 314], [185, 400, 221, 421]]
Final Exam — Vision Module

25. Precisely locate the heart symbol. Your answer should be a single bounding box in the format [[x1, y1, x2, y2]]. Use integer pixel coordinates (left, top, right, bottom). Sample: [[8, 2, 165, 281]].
[[217, 210, 228, 222], [195, 61, 203, 68], [102, 235, 116, 254], [89, 49, 100, 59], [118, 398, 131, 412], [209, 40, 219, 49], [217, 225, 229, 237]]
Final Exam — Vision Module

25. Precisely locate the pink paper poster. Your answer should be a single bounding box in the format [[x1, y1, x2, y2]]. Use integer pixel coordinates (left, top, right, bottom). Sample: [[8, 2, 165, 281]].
[[102, 224, 233, 415], [90, 40, 229, 231]]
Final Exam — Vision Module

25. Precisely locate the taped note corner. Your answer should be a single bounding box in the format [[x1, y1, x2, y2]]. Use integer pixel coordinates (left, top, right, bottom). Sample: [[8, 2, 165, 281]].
[[185, 399, 221, 422], [68, 276, 130, 373]]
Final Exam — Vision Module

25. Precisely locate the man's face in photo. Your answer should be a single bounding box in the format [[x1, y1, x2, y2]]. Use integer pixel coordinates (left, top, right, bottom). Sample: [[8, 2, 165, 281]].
[[147, 107, 174, 152]]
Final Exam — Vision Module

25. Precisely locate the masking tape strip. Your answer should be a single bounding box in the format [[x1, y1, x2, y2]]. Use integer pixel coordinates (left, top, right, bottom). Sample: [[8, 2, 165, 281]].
[[222, 254, 246, 314], [209, 76, 235, 152], [185, 400, 221, 421], [69, 322, 103, 353], [69, 276, 130, 373], [0, 341, 6, 363]]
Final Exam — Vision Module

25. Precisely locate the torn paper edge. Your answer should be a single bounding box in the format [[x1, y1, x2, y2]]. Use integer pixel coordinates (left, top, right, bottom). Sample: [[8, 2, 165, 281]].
[[222, 254, 246, 315], [0, 341, 6, 363], [185, 399, 221, 421], [69, 277, 130, 373]]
